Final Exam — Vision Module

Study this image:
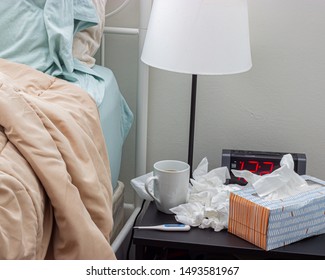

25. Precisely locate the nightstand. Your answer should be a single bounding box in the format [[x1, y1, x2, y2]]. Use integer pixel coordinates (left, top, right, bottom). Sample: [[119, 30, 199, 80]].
[[132, 202, 325, 260]]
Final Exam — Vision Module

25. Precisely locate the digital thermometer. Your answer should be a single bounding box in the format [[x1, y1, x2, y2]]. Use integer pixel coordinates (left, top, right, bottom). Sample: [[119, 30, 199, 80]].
[[134, 224, 191, 232]]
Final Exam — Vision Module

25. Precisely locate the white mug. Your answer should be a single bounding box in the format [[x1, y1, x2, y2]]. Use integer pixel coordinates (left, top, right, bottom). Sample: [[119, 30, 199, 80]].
[[145, 160, 190, 214]]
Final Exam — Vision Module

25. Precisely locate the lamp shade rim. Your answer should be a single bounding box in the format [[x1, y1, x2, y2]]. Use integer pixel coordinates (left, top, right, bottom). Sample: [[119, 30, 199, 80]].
[[141, 57, 253, 75]]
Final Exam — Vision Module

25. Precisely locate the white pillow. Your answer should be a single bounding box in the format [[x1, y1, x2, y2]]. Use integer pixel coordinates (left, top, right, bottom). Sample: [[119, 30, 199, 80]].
[[73, 0, 107, 67]]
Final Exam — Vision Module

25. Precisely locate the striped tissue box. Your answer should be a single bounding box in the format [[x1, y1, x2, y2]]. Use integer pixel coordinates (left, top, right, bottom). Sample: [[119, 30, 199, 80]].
[[228, 182, 325, 250]]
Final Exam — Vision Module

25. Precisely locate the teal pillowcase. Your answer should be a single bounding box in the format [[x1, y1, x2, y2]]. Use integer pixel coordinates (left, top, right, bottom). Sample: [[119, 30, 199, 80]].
[[0, 0, 98, 79]]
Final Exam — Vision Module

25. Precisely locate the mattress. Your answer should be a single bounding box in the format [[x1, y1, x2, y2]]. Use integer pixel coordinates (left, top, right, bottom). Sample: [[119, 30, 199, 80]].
[[92, 65, 133, 190], [111, 181, 125, 242]]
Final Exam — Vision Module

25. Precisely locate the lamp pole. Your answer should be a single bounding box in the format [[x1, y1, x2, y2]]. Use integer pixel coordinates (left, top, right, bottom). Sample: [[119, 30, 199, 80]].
[[188, 74, 197, 176]]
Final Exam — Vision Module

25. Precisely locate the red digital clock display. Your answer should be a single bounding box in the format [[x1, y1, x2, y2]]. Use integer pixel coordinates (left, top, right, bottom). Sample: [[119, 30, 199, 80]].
[[234, 159, 280, 183], [239, 160, 276, 175], [222, 149, 307, 186]]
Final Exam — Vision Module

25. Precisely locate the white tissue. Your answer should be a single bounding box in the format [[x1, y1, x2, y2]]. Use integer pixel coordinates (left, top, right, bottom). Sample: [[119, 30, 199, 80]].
[[170, 157, 240, 231], [231, 154, 317, 200], [130, 172, 154, 201]]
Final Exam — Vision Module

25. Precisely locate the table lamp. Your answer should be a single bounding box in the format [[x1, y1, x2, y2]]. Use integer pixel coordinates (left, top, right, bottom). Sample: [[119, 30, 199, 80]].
[[141, 0, 252, 173]]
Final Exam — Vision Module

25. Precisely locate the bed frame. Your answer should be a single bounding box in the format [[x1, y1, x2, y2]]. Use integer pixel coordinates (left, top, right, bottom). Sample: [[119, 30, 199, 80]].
[[100, 0, 152, 255]]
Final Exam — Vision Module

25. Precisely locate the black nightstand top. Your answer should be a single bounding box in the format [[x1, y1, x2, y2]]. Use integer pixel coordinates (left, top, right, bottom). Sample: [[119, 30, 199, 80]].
[[133, 202, 325, 259]]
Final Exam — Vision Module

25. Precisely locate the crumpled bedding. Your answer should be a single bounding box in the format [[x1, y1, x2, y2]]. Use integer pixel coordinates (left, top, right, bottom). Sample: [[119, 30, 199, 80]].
[[0, 58, 115, 259], [0, 0, 106, 106]]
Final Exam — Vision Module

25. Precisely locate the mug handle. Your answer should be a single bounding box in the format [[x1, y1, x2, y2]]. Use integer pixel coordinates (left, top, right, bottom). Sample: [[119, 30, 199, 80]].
[[145, 176, 160, 203]]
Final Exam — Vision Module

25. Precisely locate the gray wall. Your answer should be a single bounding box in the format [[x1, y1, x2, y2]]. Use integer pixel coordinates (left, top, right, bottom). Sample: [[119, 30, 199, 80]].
[[106, 0, 325, 194], [147, 0, 325, 178]]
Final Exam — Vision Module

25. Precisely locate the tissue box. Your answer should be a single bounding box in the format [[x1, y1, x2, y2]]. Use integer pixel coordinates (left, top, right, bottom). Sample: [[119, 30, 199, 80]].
[[228, 182, 325, 251]]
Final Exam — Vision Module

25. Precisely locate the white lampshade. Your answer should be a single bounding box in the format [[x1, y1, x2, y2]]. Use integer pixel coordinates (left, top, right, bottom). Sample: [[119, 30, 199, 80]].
[[141, 0, 252, 75]]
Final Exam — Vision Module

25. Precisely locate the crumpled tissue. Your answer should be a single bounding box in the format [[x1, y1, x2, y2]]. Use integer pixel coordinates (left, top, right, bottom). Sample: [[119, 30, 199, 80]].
[[130, 172, 154, 201], [170, 158, 240, 232], [231, 154, 318, 200]]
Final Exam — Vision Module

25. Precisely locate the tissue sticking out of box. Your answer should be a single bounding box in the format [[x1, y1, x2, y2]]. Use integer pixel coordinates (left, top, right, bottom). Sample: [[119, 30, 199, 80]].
[[231, 154, 318, 200], [170, 157, 241, 232]]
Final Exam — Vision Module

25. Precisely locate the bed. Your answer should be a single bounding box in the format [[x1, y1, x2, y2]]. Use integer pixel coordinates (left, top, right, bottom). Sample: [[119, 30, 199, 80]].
[[0, 0, 135, 259], [95, 64, 133, 242]]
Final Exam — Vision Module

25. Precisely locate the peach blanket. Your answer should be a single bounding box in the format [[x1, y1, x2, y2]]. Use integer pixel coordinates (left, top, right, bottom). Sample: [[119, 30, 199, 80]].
[[0, 59, 115, 259]]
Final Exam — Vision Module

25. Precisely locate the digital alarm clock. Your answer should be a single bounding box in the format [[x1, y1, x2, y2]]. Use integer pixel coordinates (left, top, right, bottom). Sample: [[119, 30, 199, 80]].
[[221, 149, 306, 185]]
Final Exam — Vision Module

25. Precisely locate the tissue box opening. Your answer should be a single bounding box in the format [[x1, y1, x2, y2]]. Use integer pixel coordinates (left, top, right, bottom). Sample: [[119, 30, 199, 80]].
[[228, 184, 325, 251]]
